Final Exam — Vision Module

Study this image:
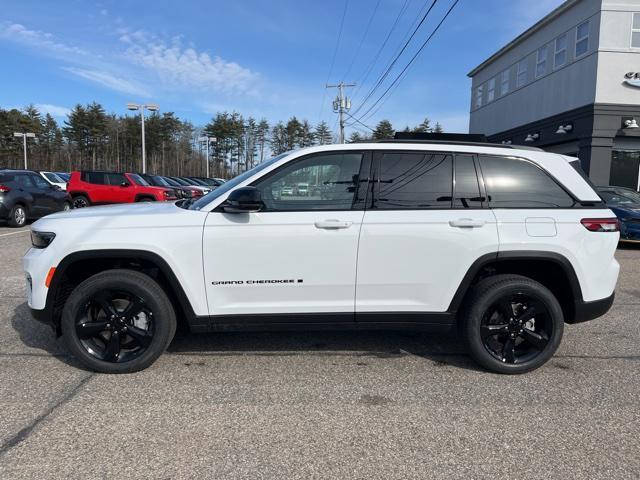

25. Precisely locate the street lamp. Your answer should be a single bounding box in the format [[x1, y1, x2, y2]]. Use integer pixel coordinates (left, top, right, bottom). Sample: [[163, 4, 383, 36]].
[[127, 103, 159, 173], [197, 135, 216, 178], [13, 132, 36, 169]]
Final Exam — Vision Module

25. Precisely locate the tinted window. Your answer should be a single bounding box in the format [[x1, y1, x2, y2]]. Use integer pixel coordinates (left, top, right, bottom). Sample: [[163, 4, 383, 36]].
[[479, 155, 574, 208], [128, 173, 149, 186], [374, 152, 452, 209], [0, 173, 15, 183], [106, 173, 127, 186], [12, 174, 33, 188], [253, 152, 363, 211], [30, 174, 51, 189], [86, 172, 106, 185], [454, 155, 482, 208]]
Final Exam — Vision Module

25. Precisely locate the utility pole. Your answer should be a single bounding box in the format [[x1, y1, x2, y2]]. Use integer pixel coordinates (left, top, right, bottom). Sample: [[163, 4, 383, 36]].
[[326, 82, 355, 144], [127, 103, 159, 173], [197, 136, 216, 178], [14, 132, 36, 169]]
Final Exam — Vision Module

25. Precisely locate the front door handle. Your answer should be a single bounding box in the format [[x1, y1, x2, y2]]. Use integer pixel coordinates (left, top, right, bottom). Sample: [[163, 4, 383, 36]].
[[449, 218, 485, 228], [314, 219, 352, 229]]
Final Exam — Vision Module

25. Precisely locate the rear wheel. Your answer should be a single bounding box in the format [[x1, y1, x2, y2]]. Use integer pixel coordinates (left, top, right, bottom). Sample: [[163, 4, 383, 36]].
[[73, 195, 90, 208], [8, 204, 27, 227], [61, 269, 176, 373], [462, 274, 564, 374], [137, 197, 154, 202]]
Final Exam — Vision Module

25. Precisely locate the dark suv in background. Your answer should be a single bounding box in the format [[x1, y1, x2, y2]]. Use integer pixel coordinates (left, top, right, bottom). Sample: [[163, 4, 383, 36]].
[[0, 169, 71, 227]]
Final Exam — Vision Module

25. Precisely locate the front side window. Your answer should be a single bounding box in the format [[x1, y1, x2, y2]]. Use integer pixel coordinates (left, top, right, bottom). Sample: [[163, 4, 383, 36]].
[[30, 174, 51, 189], [475, 85, 484, 108], [554, 33, 567, 68], [253, 152, 363, 211], [373, 152, 453, 209], [536, 46, 548, 78], [479, 155, 574, 208], [500, 69, 510, 95], [633, 13, 640, 48], [487, 78, 496, 102], [516, 59, 528, 88], [454, 154, 482, 208], [106, 173, 127, 186], [575, 21, 589, 57]]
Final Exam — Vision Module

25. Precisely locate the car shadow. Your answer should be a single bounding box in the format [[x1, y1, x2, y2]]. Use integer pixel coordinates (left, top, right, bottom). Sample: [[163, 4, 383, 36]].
[[11, 302, 480, 372]]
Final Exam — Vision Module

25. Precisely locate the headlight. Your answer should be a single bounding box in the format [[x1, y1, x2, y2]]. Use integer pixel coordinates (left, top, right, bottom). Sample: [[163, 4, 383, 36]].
[[31, 231, 56, 249]]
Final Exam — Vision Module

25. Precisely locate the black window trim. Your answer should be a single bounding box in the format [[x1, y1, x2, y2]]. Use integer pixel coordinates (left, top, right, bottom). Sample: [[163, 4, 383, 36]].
[[229, 150, 373, 213]]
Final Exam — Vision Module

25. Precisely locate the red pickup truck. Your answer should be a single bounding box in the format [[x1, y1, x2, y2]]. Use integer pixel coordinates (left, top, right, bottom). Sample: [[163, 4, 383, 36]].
[[67, 171, 178, 208]]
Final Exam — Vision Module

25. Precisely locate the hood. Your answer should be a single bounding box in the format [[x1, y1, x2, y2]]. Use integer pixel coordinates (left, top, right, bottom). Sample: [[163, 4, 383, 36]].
[[38, 201, 182, 221]]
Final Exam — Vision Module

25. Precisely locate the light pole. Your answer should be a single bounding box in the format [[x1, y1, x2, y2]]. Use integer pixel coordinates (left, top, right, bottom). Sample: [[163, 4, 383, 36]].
[[197, 135, 216, 178], [127, 103, 159, 173], [13, 132, 36, 169]]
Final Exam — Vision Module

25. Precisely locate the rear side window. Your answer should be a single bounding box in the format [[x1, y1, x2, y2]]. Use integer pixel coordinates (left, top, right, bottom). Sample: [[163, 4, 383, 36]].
[[479, 155, 574, 208], [86, 172, 106, 184], [374, 152, 453, 209], [0, 173, 15, 183], [454, 154, 482, 208], [14, 174, 34, 188]]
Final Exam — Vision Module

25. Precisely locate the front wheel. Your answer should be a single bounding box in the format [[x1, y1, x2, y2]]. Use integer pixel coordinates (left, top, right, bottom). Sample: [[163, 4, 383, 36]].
[[61, 269, 176, 373], [462, 274, 564, 374]]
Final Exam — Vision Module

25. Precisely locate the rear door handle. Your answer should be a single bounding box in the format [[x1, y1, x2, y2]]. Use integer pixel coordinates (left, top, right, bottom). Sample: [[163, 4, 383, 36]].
[[449, 218, 485, 228], [314, 219, 352, 229]]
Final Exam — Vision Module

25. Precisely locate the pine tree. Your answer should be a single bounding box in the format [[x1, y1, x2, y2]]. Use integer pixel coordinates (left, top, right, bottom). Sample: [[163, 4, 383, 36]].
[[315, 121, 333, 145], [413, 118, 432, 133], [373, 120, 394, 140]]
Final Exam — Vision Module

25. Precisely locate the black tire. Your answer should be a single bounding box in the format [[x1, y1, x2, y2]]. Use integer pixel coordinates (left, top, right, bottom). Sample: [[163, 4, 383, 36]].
[[137, 197, 154, 202], [8, 204, 27, 227], [73, 195, 90, 208], [461, 274, 564, 374], [62, 201, 72, 212], [61, 269, 176, 373]]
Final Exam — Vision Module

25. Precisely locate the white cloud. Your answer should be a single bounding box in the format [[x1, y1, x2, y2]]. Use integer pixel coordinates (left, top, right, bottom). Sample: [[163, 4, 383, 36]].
[[0, 22, 86, 56], [34, 103, 71, 118], [120, 31, 258, 95], [64, 67, 151, 97]]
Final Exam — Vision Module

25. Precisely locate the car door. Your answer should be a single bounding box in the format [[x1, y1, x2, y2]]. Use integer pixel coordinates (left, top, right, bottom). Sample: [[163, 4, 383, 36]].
[[202, 150, 370, 320], [28, 173, 58, 213], [84, 172, 109, 203], [106, 173, 135, 203], [355, 151, 499, 316], [12, 173, 39, 215]]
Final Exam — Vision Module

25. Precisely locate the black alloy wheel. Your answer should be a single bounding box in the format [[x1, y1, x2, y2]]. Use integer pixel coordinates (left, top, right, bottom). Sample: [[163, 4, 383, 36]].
[[75, 290, 154, 363], [73, 195, 90, 208], [463, 274, 563, 374], [480, 293, 552, 364]]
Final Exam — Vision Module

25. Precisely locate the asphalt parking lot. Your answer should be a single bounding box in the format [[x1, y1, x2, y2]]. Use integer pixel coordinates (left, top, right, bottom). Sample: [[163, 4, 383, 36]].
[[0, 224, 638, 480]]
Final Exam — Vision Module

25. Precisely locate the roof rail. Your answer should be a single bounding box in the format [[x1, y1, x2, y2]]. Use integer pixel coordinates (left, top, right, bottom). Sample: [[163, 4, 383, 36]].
[[377, 139, 544, 151]]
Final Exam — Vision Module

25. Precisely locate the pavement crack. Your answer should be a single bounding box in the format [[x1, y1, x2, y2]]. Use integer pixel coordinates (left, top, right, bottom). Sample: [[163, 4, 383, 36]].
[[0, 373, 94, 459]]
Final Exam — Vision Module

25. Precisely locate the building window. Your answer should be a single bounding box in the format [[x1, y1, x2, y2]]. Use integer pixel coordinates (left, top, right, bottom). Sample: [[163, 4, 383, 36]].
[[575, 21, 589, 57], [516, 59, 528, 88], [554, 33, 567, 68], [500, 69, 509, 95], [475, 85, 483, 108], [633, 13, 640, 48], [536, 46, 548, 78], [487, 78, 496, 102]]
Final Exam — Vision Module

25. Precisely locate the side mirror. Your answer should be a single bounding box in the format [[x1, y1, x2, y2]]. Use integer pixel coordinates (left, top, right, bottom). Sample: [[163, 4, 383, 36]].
[[120, 182, 130, 187], [223, 186, 264, 213], [52, 184, 61, 191]]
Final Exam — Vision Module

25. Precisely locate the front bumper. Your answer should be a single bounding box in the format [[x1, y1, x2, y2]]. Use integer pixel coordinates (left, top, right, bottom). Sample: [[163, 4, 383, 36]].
[[570, 292, 615, 324]]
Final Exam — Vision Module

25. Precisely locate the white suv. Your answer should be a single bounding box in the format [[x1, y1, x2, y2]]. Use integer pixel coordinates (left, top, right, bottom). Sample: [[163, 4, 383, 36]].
[[23, 141, 620, 374]]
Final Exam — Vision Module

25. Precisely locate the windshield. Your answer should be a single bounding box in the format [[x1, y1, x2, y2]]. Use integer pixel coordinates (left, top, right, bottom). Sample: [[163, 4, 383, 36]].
[[189, 153, 290, 210], [149, 175, 171, 187], [128, 173, 150, 186], [44, 172, 64, 183]]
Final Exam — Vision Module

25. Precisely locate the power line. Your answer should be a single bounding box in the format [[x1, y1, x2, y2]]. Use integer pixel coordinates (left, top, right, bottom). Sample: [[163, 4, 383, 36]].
[[350, 0, 439, 118], [354, 0, 461, 124], [342, 0, 381, 82], [317, 0, 350, 123]]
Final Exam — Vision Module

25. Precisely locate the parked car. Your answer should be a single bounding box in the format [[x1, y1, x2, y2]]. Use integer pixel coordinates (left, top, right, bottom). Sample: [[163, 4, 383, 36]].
[[25, 143, 619, 374], [190, 177, 225, 188], [0, 169, 71, 227], [140, 174, 202, 199], [296, 183, 309, 196], [168, 176, 211, 195], [280, 185, 294, 196], [67, 171, 177, 208], [55, 172, 71, 182], [39, 171, 68, 190], [597, 186, 640, 242]]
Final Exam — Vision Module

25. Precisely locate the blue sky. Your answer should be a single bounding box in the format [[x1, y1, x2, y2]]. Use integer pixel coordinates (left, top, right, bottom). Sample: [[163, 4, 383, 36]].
[[0, 0, 564, 135]]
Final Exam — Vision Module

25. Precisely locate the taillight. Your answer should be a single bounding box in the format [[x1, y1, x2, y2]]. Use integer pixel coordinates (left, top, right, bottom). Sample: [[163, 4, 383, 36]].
[[192, 189, 203, 197], [0, 185, 10, 193], [581, 218, 619, 232]]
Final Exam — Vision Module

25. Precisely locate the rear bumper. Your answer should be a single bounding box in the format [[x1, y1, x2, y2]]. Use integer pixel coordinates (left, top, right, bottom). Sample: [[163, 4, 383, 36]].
[[570, 292, 615, 324]]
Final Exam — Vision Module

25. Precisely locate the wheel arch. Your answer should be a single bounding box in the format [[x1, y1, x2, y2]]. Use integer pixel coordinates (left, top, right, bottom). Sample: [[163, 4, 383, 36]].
[[134, 194, 156, 202], [449, 251, 583, 324], [46, 249, 196, 335]]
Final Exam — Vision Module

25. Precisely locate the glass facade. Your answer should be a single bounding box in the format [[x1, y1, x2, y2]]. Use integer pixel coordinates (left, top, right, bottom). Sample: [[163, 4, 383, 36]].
[[610, 150, 640, 190]]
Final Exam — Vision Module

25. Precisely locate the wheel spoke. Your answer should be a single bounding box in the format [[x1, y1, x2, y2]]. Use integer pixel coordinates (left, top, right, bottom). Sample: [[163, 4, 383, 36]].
[[502, 337, 516, 363], [516, 306, 536, 323], [520, 328, 549, 350], [76, 321, 109, 339], [125, 324, 152, 347], [122, 298, 145, 320], [93, 292, 118, 318], [481, 323, 509, 339], [103, 331, 121, 362], [497, 299, 514, 321]]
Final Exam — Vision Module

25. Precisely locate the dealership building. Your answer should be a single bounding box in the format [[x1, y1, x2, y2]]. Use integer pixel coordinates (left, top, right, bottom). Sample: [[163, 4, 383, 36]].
[[468, 0, 640, 189]]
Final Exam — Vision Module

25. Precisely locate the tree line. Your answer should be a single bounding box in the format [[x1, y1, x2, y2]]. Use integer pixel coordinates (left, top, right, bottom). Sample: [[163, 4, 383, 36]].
[[0, 103, 443, 178]]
